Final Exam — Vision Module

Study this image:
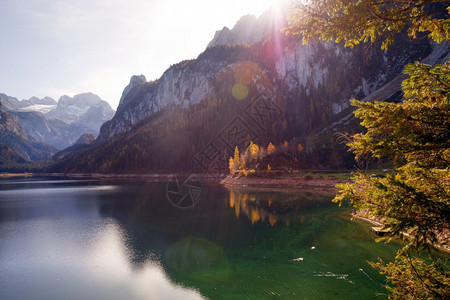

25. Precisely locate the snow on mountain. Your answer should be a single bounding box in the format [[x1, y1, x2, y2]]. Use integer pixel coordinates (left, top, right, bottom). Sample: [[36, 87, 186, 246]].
[[19, 104, 57, 114], [0, 92, 115, 149]]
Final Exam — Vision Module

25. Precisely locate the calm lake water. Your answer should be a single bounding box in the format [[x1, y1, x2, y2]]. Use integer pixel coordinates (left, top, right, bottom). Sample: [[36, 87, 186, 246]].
[[0, 177, 399, 299]]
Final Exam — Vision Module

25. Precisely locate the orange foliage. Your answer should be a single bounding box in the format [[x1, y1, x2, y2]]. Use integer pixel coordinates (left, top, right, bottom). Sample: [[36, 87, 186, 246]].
[[251, 209, 261, 224], [269, 214, 278, 227], [267, 142, 276, 155]]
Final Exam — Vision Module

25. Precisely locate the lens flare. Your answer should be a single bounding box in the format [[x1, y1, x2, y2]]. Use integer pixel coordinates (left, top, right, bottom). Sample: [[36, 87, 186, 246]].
[[232, 83, 249, 100], [234, 66, 254, 85]]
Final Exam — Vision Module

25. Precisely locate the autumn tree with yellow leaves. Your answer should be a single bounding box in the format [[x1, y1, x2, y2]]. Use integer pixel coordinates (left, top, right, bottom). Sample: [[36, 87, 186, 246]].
[[286, 1, 449, 298]]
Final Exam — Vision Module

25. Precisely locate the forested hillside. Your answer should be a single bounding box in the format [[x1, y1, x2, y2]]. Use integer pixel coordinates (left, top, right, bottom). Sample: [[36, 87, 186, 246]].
[[49, 8, 441, 174]]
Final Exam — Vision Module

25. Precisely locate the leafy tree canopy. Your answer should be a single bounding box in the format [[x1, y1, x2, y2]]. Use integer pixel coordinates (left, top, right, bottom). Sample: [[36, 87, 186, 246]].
[[285, 0, 449, 298], [284, 0, 449, 50]]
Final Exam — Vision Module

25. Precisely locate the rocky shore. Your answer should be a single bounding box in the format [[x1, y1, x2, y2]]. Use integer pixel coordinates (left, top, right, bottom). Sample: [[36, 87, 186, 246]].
[[220, 175, 349, 194]]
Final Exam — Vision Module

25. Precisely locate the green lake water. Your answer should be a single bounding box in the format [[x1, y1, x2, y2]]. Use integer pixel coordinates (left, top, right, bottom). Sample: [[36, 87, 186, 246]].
[[0, 177, 400, 299]]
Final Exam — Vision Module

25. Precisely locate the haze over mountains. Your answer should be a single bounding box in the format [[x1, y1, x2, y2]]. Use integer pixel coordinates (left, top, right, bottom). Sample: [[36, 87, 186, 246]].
[[207, 9, 284, 48], [1, 5, 448, 173], [50, 7, 448, 174], [0, 100, 57, 163], [0, 92, 114, 163]]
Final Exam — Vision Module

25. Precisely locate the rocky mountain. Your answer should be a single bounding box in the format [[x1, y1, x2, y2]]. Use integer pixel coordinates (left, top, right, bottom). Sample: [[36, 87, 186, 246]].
[[0, 145, 27, 165], [26, 96, 57, 106], [0, 101, 57, 162], [207, 9, 285, 48], [208, 14, 265, 48], [0, 101, 27, 139], [50, 8, 448, 174], [47, 93, 114, 128], [0, 94, 22, 111], [74, 133, 96, 146], [119, 75, 147, 106], [0, 92, 115, 149], [0, 94, 57, 113], [99, 12, 433, 142]]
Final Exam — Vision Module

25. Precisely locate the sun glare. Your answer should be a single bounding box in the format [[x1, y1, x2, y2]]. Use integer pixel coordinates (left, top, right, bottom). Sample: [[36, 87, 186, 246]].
[[234, 0, 285, 19]]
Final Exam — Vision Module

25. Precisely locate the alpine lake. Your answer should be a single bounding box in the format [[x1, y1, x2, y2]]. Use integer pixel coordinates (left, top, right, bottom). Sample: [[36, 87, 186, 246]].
[[0, 176, 401, 299]]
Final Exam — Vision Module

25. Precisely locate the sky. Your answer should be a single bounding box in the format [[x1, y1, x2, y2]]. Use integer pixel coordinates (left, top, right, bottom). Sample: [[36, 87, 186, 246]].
[[0, 0, 282, 109]]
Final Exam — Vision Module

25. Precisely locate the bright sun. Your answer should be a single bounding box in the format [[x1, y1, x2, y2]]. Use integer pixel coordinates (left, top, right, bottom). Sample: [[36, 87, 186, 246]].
[[247, 0, 285, 15]]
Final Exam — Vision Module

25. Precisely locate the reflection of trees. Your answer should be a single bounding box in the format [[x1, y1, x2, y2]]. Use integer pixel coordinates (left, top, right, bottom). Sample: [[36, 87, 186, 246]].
[[227, 187, 331, 227]]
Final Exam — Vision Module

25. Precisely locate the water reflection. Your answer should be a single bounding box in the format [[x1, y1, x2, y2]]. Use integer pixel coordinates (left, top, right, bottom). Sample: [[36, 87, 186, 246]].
[[165, 236, 230, 283], [0, 179, 398, 299], [0, 218, 204, 300], [226, 187, 332, 227]]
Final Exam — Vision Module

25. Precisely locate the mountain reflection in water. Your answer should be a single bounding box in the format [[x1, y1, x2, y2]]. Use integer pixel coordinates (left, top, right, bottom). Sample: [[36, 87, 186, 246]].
[[0, 178, 399, 299]]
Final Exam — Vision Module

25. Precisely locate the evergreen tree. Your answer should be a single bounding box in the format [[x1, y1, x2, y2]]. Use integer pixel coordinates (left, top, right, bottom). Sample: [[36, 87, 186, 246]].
[[228, 146, 240, 175], [233, 146, 240, 167], [285, 1, 449, 298], [229, 157, 236, 175]]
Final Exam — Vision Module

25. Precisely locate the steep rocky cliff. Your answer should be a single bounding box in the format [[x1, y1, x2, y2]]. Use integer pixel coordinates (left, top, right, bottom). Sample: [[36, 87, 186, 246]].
[[99, 10, 432, 143], [52, 8, 446, 173], [207, 8, 286, 48], [0, 102, 57, 161], [0, 101, 27, 139]]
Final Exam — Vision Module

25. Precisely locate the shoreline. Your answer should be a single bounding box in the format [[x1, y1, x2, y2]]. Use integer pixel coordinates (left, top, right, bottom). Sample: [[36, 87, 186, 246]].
[[220, 175, 349, 193], [222, 175, 450, 253], [0, 172, 349, 191], [352, 211, 450, 253], [0, 172, 223, 181], [0, 172, 33, 178], [3, 172, 448, 252]]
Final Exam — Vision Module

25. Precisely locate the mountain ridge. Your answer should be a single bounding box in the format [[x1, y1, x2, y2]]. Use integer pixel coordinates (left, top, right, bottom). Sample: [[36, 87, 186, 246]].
[[0, 101, 57, 162], [46, 7, 448, 173], [99, 12, 433, 143], [0, 92, 115, 149]]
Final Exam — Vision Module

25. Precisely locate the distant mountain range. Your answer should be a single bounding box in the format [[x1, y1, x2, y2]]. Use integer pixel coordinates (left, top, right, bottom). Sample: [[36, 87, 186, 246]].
[[0, 93, 114, 169], [0, 100, 57, 163], [49, 7, 449, 174], [1, 6, 446, 174], [0, 92, 114, 151]]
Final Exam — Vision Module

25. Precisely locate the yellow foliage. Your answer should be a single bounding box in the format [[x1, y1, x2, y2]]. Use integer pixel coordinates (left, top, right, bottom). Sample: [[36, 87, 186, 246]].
[[233, 146, 240, 163], [229, 157, 236, 174], [267, 142, 276, 155], [269, 214, 277, 227], [250, 209, 261, 224], [248, 141, 259, 160]]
